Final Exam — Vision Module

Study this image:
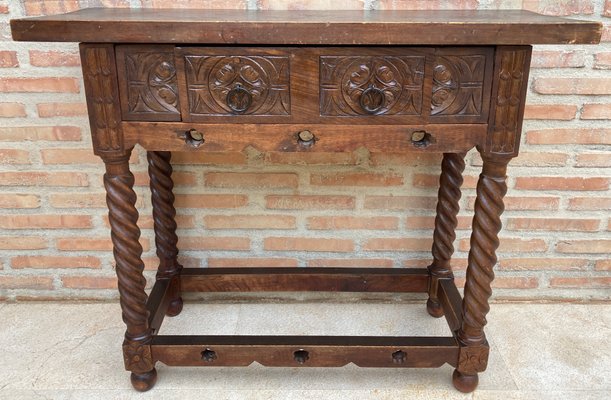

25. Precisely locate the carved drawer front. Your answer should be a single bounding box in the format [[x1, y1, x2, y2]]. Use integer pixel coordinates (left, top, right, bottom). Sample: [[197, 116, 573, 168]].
[[116, 45, 181, 122], [176, 47, 291, 121]]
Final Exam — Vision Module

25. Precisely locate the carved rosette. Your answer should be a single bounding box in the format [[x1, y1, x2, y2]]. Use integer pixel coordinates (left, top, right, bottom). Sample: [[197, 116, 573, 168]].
[[320, 56, 425, 116], [185, 55, 290, 116], [431, 55, 486, 117], [487, 47, 531, 156], [430, 152, 466, 277], [123, 339, 154, 373], [124, 51, 180, 118], [80, 44, 123, 154], [458, 345, 490, 374], [147, 151, 181, 278], [459, 160, 508, 346]]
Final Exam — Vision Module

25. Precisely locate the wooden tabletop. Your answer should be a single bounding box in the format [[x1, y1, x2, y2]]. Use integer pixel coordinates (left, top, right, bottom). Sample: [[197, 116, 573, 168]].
[[11, 8, 601, 45]]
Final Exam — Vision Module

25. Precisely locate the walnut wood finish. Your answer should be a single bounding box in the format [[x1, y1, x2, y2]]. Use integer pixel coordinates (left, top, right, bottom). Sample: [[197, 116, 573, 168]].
[[11, 8, 602, 394], [11, 9, 601, 45]]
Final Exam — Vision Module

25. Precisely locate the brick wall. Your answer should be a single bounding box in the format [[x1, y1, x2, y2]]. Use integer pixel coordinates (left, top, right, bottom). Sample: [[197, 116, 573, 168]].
[[0, 0, 609, 302]]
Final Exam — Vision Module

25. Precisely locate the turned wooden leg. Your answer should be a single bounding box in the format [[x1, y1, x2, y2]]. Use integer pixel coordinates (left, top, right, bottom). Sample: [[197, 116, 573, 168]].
[[103, 149, 157, 392], [427, 152, 466, 318], [452, 155, 509, 393], [147, 150, 183, 317]]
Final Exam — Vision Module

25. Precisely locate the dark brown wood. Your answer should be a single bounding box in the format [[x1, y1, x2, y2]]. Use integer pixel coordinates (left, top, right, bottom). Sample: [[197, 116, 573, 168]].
[[151, 335, 459, 368], [123, 122, 486, 154], [438, 278, 464, 333], [146, 278, 170, 334], [180, 267, 429, 293], [11, 9, 601, 45]]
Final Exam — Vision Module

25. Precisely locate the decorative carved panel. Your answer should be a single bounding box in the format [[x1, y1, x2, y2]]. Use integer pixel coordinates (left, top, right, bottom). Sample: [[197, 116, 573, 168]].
[[184, 55, 290, 116], [458, 345, 490, 374], [320, 56, 425, 116], [431, 55, 487, 117], [122, 51, 180, 120], [123, 340, 154, 373], [486, 46, 531, 156], [80, 44, 123, 155]]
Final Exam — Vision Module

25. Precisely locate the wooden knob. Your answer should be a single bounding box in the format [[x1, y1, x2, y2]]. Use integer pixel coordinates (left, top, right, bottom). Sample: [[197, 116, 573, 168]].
[[184, 129, 204, 148], [293, 349, 309, 364], [411, 130, 426, 142], [297, 130, 315, 147], [392, 350, 407, 364], [201, 348, 217, 362]]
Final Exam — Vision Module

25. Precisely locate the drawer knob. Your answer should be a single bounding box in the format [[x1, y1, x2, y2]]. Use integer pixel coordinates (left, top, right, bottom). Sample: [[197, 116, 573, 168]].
[[411, 130, 431, 147], [294, 349, 309, 364], [201, 348, 217, 362], [359, 85, 385, 114], [392, 350, 407, 364], [184, 128, 205, 148], [297, 130, 315, 147], [226, 84, 252, 114]]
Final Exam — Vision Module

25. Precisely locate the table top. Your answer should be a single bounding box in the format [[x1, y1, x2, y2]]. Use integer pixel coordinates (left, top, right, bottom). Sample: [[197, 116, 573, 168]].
[[11, 8, 601, 45]]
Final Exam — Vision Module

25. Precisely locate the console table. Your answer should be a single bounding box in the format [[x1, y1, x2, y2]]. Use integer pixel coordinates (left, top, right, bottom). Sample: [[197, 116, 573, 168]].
[[11, 9, 601, 393]]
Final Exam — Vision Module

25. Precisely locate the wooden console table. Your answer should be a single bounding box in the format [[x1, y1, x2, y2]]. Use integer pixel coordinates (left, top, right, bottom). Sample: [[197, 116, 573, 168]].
[[11, 9, 601, 393]]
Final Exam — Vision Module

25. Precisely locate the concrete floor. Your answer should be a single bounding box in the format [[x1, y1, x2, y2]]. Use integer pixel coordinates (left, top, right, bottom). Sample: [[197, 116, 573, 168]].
[[0, 302, 608, 399]]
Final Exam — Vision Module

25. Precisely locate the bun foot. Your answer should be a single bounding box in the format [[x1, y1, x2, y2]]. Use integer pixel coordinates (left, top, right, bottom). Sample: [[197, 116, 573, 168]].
[[166, 297, 183, 317], [426, 298, 444, 318], [452, 369, 478, 393], [130, 368, 157, 392]]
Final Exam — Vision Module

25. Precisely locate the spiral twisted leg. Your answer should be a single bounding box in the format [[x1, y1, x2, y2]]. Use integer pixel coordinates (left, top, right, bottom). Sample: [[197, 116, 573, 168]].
[[102, 150, 156, 390], [453, 156, 509, 392], [147, 151, 183, 317], [427, 152, 466, 318]]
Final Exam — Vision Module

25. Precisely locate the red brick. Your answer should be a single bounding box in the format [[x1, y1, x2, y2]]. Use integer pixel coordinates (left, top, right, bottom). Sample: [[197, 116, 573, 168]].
[[0, 77, 79, 93], [133, 171, 195, 187], [29, 50, 80, 67], [24, 0, 81, 16], [307, 216, 398, 230], [57, 237, 150, 251], [49, 193, 111, 209], [62, 276, 118, 289], [594, 52, 611, 69], [0, 171, 88, 187], [549, 277, 611, 288], [370, 152, 441, 166], [514, 177, 608, 191], [260, 0, 364, 10], [364, 196, 437, 210], [575, 153, 611, 168], [0, 103, 26, 118], [603, 25, 611, 41], [523, 104, 577, 120], [178, 236, 250, 251], [568, 197, 611, 210], [0, 236, 47, 250], [204, 215, 296, 229], [127, 214, 195, 230], [144, 0, 247, 9], [205, 172, 298, 189], [41, 148, 99, 164], [405, 215, 472, 230], [0, 5, 8, 14], [491, 277, 539, 289], [467, 196, 560, 211], [307, 258, 394, 268], [506, 152, 569, 167], [363, 238, 432, 252], [556, 240, 611, 254], [531, 50, 585, 68], [310, 172, 403, 186], [0, 276, 54, 290], [605, 0, 611, 17], [595, 259, 611, 271], [526, 128, 610, 145], [506, 218, 599, 232], [0, 194, 40, 209], [523, 0, 594, 16], [0, 215, 92, 229], [377, 0, 478, 10], [266, 195, 355, 210], [265, 152, 358, 165], [174, 194, 248, 208], [459, 238, 547, 253], [171, 151, 246, 165], [498, 258, 588, 271], [413, 173, 477, 189], [208, 258, 299, 268], [37, 102, 88, 117], [264, 237, 354, 252], [11, 255, 101, 269], [0, 51, 18, 67], [0, 149, 30, 164], [581, 104, 611, 120], [534, 78, 611, 95], [0, 126, 81, 141]]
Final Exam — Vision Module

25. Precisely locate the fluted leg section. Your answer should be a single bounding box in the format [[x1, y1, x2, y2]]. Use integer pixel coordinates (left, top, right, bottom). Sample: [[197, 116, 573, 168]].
[[147, 151, 183, 316], [103, 150, 156, 391], [453, 155, 509, 393], [427, 152, 466, 318]]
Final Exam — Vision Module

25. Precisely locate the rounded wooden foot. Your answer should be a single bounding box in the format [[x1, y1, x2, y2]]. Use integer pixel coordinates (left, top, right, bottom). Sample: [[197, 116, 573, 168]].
[[452, 369, 478, 393], [166, 296, 183, 317], [426, 298, 444, 318], [130, 368, 157, 392]]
